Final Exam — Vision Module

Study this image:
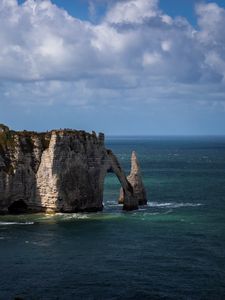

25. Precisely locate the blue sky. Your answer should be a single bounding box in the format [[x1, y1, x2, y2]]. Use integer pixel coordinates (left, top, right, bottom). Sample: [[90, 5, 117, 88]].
[[18, 0, 225, 25], [1, 0, 225, 135]]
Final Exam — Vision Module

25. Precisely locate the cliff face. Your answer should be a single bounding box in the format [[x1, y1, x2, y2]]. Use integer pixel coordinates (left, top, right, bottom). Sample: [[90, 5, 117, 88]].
[[0, 125, 146, 214]]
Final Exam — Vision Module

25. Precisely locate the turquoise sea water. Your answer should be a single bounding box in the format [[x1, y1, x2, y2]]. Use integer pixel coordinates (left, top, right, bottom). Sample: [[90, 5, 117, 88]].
[[0, 136, 225, 300]]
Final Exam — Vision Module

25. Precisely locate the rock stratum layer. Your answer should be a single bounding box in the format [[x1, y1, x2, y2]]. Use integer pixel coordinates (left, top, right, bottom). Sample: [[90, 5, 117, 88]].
[[0, 124, 147, 214]]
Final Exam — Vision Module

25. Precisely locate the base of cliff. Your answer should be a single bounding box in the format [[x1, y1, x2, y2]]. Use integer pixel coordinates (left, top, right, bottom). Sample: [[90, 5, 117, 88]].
[[122, 204, 139, 211], [0, 205, 104, 215], [61, 206, 104, 213]]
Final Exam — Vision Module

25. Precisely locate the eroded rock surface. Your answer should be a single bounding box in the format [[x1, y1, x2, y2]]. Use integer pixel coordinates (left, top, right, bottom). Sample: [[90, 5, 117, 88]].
[[119, 151, 147, 205], [0, 125, 146, 213]]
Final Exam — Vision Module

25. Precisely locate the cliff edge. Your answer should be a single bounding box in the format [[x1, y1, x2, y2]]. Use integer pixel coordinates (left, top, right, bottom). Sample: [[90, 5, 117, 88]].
[[0, 124, 147, 214]]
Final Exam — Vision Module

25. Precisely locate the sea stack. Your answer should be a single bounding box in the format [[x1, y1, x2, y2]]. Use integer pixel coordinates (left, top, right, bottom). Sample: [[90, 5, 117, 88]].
[[119, 151, 147, 206], [0, 125, 147, 214]]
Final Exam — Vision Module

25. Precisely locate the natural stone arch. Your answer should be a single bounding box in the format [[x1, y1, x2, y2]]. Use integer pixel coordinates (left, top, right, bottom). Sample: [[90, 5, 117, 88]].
[[102, 166, 121, 206], [0, 125, 147, 214], [102, 150, 139, 210]]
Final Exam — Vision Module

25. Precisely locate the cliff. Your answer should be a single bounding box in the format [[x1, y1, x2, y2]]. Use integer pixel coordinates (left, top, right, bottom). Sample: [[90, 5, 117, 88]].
[[0, 124, 147, 214]]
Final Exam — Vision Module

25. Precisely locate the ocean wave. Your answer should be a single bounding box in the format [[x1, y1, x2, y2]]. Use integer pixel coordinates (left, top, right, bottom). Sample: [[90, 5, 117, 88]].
[[105, 201, 122, 205], [57, 213, 89, 220], [142, 209, 173, 216], [0, 221, 34, 226], [107, 204, 121, 208], [148, 202, 202, 208], [36, 213, 89, 221], [138, 208, 147, 211]]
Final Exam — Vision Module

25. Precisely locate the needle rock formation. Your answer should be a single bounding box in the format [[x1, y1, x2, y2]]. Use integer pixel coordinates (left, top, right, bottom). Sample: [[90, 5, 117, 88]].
[[0, 124, 147, 214], [119, 151, 147, 205]]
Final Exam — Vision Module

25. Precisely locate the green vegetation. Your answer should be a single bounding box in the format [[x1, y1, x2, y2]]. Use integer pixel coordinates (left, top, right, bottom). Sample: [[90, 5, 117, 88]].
[[0, 129, 15, 152], [0, 125, 52, 174], [0, 126, 16, 174], [0, 125, 100, 170]]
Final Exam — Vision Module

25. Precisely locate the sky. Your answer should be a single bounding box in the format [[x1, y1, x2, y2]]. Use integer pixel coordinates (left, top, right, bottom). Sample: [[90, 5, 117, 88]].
[[1, 0, 225, 135]]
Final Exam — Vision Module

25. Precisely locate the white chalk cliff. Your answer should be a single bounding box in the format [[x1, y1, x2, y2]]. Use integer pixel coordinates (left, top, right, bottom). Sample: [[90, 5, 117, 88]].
[[0, 124, 147, 214]]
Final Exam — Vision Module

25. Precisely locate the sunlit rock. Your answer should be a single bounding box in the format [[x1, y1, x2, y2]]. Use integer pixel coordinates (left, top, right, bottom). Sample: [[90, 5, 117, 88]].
[[0, 125, 146, 214], [119, 151, 147, 206]]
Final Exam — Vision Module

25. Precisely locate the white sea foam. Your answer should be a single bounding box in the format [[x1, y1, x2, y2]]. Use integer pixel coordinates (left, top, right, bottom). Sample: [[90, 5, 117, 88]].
[[0, 222, 34, 225], [60, 213, 89, 220], [37, 213, 89, 221], [148, 202, 202, 208], [142, 210, 172, 216], [138, 208, 147, 211]]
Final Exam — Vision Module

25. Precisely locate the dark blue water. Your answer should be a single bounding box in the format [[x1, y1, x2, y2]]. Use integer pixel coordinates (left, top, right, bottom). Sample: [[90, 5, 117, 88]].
[[1, 136, 225, 300]]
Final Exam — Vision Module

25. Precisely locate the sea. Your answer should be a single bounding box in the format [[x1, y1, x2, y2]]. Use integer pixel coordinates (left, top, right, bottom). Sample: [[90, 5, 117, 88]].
[[0, 136, 225, 300]]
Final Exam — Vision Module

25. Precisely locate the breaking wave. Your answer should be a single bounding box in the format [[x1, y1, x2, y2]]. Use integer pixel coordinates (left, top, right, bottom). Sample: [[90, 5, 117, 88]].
[[148, 202, 203, 208], [59, 213, 89, 220], [0, 222, 34, 226]]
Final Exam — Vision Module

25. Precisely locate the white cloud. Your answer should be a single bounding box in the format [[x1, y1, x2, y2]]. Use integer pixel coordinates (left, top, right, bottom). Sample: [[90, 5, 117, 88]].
[[88, 1, 96, 21], [161, 14, 172, 25], [161, 40, 171, 52], [142, 52, 161, 66], [196, 2, 225, 82], [105, 0, 158, 24], [0, 0, 224, 109]]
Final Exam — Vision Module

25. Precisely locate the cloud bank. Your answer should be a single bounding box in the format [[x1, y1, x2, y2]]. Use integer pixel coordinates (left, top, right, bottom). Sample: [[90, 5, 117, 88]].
[[0, 0, 225, 132]]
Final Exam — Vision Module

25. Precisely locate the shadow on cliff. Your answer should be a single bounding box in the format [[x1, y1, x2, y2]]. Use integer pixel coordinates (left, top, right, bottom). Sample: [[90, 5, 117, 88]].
[[49, 131, 136, 212], [50, 131, 106, 212], [2, 131, 45, 214]]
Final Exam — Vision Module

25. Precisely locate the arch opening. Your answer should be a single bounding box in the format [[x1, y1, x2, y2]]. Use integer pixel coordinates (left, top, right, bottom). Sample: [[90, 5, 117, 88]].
[[103, 170, 121, 209], [8, 200, 28, 214]]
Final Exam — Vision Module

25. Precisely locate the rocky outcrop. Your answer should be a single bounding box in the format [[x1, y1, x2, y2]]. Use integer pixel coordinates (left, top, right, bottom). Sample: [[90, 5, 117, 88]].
[[119, 151, 147, 205], [0, 125, 146, 214]]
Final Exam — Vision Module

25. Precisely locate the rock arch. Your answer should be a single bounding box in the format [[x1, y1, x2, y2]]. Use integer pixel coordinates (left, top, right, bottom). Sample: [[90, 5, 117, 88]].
[[104, 150, 138, 210], [0, 126, 147, 214]]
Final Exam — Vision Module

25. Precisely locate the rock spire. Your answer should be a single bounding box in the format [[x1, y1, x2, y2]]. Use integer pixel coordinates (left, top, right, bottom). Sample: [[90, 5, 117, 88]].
[[119, 151, 147, 206]]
